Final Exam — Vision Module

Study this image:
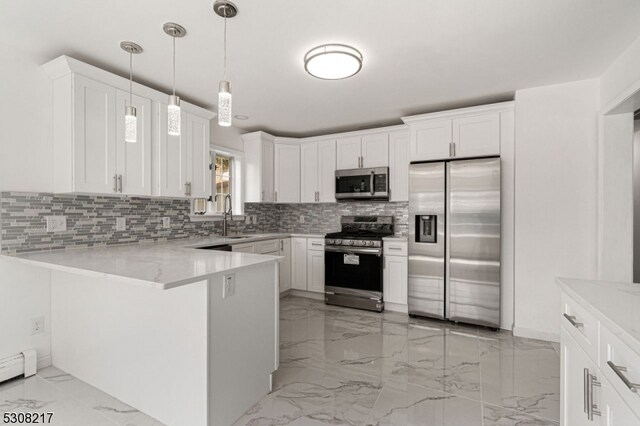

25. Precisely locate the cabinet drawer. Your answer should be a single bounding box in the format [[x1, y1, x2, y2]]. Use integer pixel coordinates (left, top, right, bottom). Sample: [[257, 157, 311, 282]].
[[307, 238, 325, 251], [233, 242, 255, 253], [255, 239, 279, 254], [561, 292, 599, 363], [384, 241, 407, 256], [600, 325, 640, 418]]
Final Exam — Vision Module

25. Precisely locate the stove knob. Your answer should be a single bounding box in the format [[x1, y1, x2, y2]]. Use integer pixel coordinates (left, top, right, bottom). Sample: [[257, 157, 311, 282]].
[[366, 241, 374, 247], [326, 239, 334, 245], [356, 241, 365, 246], [345, 240, 354, 246], [335, 239, 342, 245]]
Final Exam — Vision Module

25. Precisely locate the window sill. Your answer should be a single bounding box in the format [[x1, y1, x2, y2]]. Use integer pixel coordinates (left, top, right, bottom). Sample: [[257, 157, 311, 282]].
[[189, 214, 246, 222]]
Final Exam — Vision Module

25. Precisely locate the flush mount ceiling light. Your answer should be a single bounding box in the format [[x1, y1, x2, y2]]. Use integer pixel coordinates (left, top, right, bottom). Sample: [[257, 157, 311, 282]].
[[213, 0, 238, 127], [163, 22, 186, 136], [304, 44, 363, 80], [120, 41, 143, 143]]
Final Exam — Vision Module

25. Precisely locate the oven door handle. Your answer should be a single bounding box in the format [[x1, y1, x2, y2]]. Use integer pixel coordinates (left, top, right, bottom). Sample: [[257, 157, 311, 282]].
[[324, 246, 382, 256]]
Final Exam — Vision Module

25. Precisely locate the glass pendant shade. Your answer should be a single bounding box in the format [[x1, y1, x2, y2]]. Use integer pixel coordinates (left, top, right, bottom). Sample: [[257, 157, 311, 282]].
[[168, 95, 181, 136], [218, 80, 232, 127], [125, 105, 137, 143]]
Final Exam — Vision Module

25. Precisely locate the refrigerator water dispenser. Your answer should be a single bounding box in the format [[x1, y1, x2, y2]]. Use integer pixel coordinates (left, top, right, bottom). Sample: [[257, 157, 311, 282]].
[[416, 215, 437, 243]]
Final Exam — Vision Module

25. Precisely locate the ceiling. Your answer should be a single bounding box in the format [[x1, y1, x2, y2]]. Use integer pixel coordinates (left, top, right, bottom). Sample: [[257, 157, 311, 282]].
[[3, 0, 640, 137]]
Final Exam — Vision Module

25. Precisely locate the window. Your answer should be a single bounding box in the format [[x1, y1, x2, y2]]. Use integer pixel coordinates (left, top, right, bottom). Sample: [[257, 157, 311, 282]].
[[214, 154, 232, 212]]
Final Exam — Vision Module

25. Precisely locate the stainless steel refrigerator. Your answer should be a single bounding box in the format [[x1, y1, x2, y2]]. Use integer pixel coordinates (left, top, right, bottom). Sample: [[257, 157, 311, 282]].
[[408, 157, 501, 328]]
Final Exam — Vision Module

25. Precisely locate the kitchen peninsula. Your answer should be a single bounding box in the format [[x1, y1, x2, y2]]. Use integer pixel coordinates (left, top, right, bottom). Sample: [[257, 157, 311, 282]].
[[1, 235, 284, 426]]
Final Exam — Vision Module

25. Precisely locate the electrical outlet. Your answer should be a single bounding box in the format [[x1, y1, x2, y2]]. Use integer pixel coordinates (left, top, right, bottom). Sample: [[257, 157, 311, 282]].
[[163, 217, 170, 229], [300, 215, 305, 224], [245, 216, 251, 225], [116, 217, 126, 231], [252, 215, 257, 224], [223, 274, 235, 298], [45, 216, 67, 232], [31, 317, 44, 335]]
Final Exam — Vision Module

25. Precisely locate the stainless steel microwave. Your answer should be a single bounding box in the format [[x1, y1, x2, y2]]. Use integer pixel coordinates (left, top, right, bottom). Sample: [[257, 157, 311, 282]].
[[335, 167, 389, 200]]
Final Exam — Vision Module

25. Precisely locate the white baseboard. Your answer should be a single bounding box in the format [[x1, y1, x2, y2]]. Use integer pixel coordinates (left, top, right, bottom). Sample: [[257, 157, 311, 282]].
[[512, 326, 560, 343], [37, 354, 52, 370], [288, 289, 324, 301], [384, 302, 408, 313]]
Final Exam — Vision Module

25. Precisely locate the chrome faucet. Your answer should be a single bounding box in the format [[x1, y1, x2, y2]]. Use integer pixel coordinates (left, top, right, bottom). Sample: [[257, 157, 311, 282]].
[[215, 194, 233, 236]]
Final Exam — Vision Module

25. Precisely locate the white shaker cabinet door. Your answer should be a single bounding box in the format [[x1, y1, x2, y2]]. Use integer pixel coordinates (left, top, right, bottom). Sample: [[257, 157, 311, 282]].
[[157, 105, 189, 197], [389, 131, 409, 202], [409, 119, 452, 162], [453, 112, 500, 158], [261, 140, 275, 202], [279, 239, 292, 292], [274, 144, 301, 203], [317, 139, 336, 202], [300, 142, 319, 203], [115, 90, 152, 196], [561, 327, 596, 426], [307, 250, 325, 294], [185, 113, 211, 198], [362, 133, 389, 167], [336, 136, 361, 169], [383, 255, 408, 305], [72, 75, 117, 194], [291, 238, 308, 290]]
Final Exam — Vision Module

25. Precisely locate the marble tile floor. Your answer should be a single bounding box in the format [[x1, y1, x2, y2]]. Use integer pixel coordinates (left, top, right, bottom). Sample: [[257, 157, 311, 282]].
[[234, 296, 560, 426], [0, 296, 560, 425], [0, 366, 164, 426]]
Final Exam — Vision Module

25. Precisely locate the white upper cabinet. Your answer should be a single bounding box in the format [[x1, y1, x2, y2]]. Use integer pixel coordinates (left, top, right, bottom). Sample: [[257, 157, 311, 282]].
[[71, 75, 117, 194], [185, 114, 211, 198], [337, 133, 389, 170], [157, 105, 188, 197], [274, 141, 301, 203], [389, 130, 410, 202], [243, 131, 275, 203], [361, 133, 389, 168], [115, 89, 151, 196], [42, 56, 214, 197], [453, 113, 500, 158], [336, 136, 361, 169], [301, 139, 336, 203], [403, 102, 512, 162]]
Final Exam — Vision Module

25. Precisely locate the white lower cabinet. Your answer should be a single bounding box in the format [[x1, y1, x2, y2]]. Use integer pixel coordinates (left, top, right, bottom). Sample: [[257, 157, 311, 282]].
[[383, 240, 408, 309], [291, 238, 308, 290], [560, 291, 640, 426], [307, 240, 325, 294], [232, 242, 256, 253], [279, 238, 291, 293]]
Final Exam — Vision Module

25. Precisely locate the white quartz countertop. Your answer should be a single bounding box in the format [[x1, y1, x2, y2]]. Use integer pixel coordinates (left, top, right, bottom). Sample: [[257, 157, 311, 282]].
[[2, 234, 297, 290], [557, 277, 640, 354]]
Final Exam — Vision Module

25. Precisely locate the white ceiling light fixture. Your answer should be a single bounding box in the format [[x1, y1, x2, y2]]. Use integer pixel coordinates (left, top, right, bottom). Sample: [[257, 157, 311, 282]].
[[213, 0, 237, 127], [163, 22, 186, 136], [304, 44, 363, 80], [120, 41, 143, 143]]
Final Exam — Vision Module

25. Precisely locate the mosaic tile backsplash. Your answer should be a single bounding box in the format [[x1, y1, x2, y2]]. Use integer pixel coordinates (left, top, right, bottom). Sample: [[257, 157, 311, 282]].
[[0, 192, 407, 254]]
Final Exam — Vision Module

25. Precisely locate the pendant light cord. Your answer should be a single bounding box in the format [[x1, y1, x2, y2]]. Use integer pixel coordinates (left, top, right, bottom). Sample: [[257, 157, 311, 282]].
[[172, 35, 176, 96], [129, 51, 133, 105], [223, 5, 227, 80]]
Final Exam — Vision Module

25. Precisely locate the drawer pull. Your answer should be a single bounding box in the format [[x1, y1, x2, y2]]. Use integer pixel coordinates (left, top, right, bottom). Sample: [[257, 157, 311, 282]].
[[607, 361, 640, 393], [563, 313, 583, 328]]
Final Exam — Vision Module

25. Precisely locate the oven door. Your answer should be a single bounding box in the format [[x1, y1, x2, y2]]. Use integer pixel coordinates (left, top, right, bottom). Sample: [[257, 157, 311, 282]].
[[324, 246, 383, 299], [335, 167, 389, 200]]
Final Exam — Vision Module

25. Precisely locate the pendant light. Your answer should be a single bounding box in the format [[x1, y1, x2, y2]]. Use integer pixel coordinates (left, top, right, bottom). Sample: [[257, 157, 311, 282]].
[[163, 22, 186, 136], [120, 42, 143, 143], [213, 1, 237, 127]]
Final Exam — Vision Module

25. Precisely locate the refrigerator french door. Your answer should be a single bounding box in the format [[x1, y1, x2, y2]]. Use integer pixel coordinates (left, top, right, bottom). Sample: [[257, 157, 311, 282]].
[[408, 157, 501, 328]]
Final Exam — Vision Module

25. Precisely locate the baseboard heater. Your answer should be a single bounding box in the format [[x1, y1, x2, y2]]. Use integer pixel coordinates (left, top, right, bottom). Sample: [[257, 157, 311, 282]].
[[0, 350, 37, 383]]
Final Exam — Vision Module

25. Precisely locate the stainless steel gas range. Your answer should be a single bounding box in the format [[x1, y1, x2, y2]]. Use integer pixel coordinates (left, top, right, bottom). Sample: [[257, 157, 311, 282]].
[[324, 216, 394, 312]]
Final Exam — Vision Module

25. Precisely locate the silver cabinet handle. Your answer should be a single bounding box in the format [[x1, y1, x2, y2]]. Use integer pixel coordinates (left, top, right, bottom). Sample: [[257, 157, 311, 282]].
[[113, 174, 118, 193], [117, 175, 123, 193], [388, 247, 402, 251], [185, 182, 189, 197], [607, 361, 640, 393], [585, 369, 601, 420], [261, 190, 264, 202], [583, 368, 589, 415], [279, 240, 283, 251], [563, 313, 583, 328], [449, 142, 457, 157], [275, 191, 278, 202], [370, 171, 375, 196]]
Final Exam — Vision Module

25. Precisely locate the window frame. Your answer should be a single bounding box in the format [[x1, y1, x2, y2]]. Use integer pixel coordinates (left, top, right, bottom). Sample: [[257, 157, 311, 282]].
[[208, 145, 245, 218]]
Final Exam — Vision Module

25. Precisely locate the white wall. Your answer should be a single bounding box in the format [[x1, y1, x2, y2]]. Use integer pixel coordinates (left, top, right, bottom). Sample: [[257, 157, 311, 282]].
[[210, 122, 244, 152], [633, 121, 640, 281], [0, 259, 51, 367], [601, 35, 640, 111], [513, 79, 600, 342], [0, 43, 53, 192]]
